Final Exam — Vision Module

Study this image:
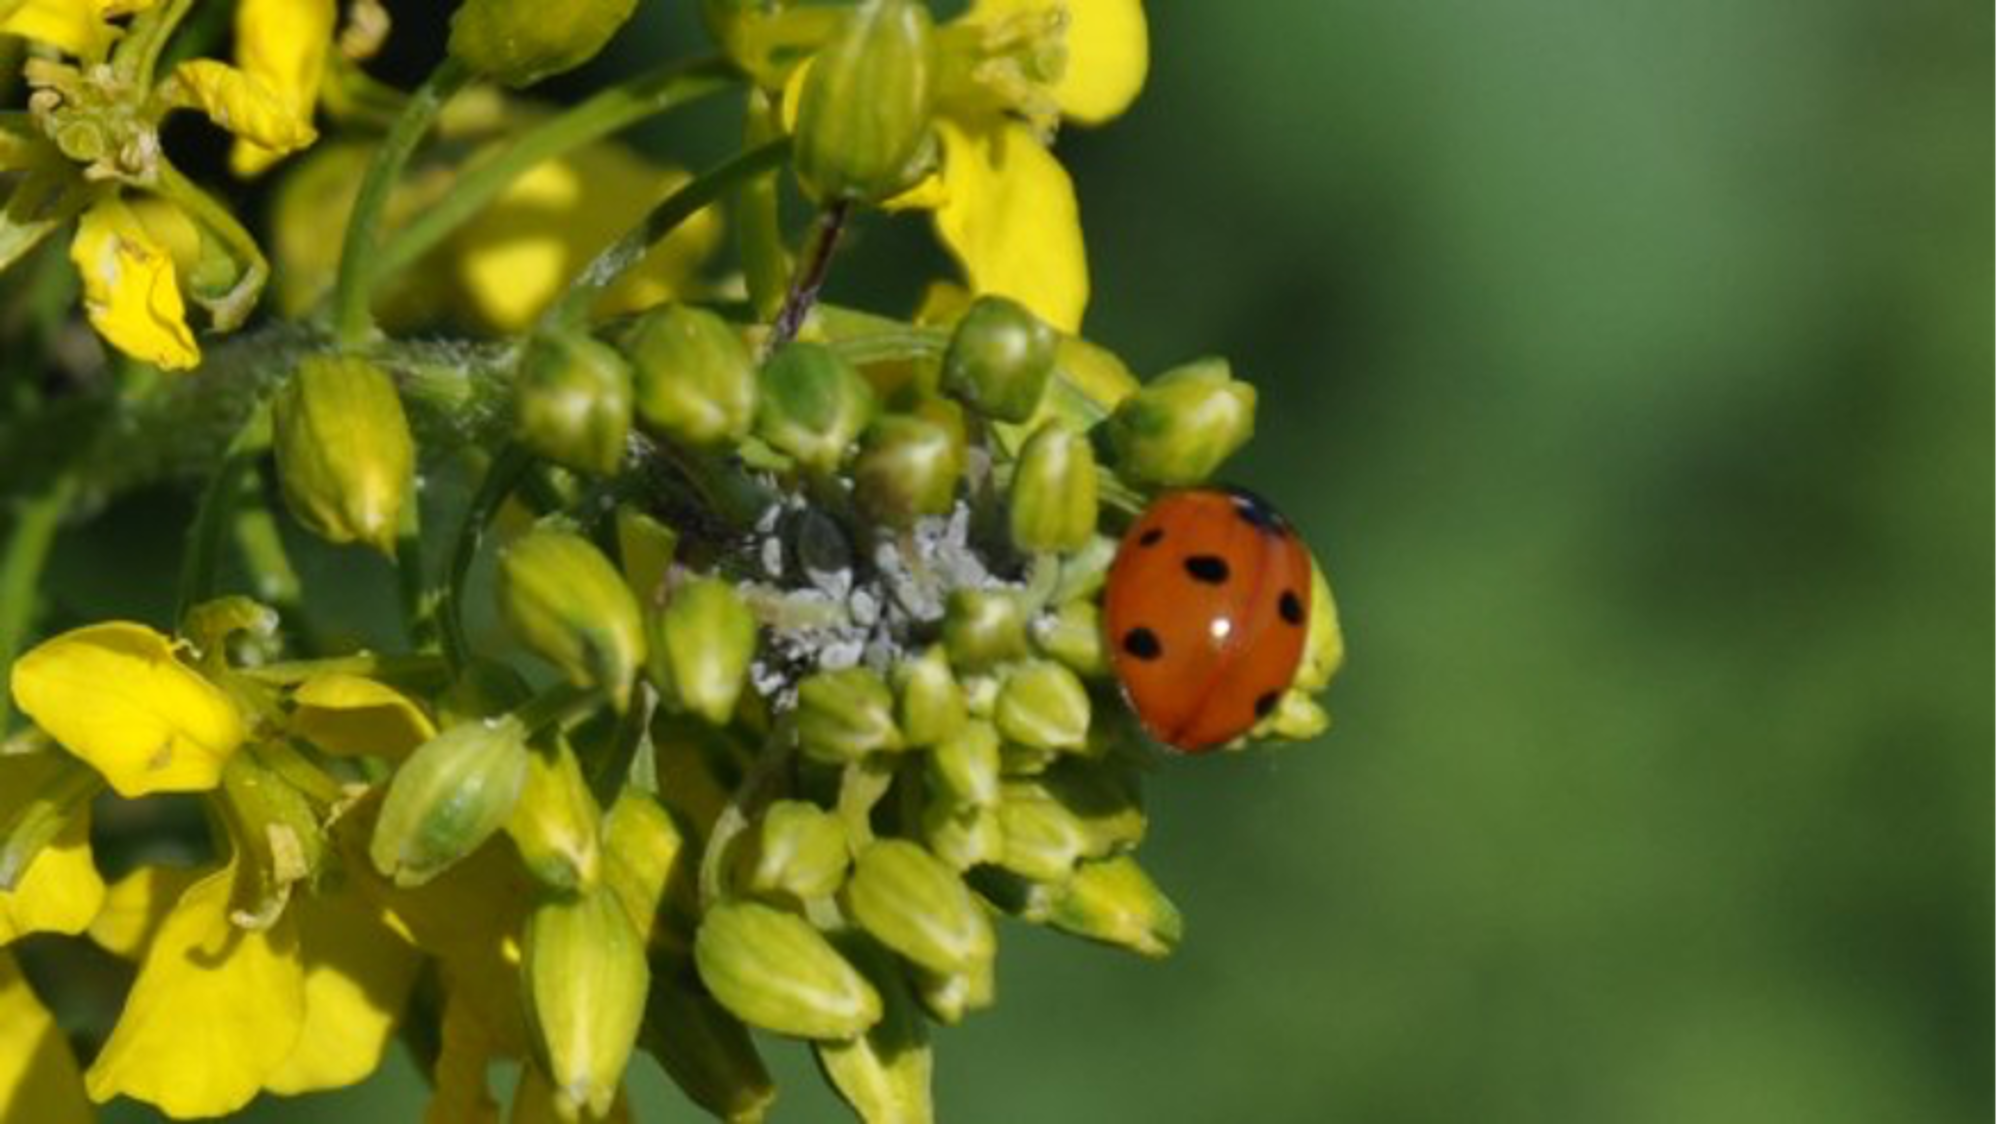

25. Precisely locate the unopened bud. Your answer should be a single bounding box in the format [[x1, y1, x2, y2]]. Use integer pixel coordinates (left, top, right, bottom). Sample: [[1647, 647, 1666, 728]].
[[994, 661, 1091, 753], [793, 0, 937, 204], [641, 967, 776, 1122], [942, 589, 1028, 672], [694, 899, 882, 1039], [649, 578, 758, 725], [370, 716, 530, 887], [272, 354, 413, 555], [1032, 600, 1108, 678], [920, 799, 1002, 871], [506, 739, 602, 891], [795, 668, 902, 765], [910, 957, 993, 1026], [601, 790, 687, 945], [516, 332, 634, 475], [855, 414, 961, 528], [743, 799, 850, 901], [1047, 854, 1182, 958], [893, 647, 965, 748], [941, 295, 1056, 424], [1104, 358, 1257, 486], [842, 840, 993, 979], [1009, 421, 1097, 553], [816, 936, 935, 1124], [757, 342, 875, 475], [616, 506, 679, 604], [627, 305, 759, 449], [449, 0, 640, 87], [926, 720, 999, 809], [994, 766, 1144, 884], [499, 530, 647, 710], [523, 884, 649, 1120]]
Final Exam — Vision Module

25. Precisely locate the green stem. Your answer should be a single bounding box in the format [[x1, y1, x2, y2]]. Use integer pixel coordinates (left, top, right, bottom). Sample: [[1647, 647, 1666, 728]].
[[154, 159, 270, 331], [768, 201, 851, 351], [374, 57, 739, 282], [698, 719, 794, 909], [113, 0, 196, 88], [540, 138, 792, 333], [333, 57, 473, 348], [736, 88, 790, 321], [395, 496, 439, 654], [828, 327, 949, 367], [0, 474, 74, 734], [438, 443, 534, 673], [177, 403, 272, 623]]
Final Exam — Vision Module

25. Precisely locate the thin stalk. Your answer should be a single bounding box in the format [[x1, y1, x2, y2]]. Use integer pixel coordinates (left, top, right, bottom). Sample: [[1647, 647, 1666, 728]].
[[154, 159, 269, 331], [735, 87, 791, 321], [333, 57, 473, 348], [540, 138, 792, 333], [113, 0, 196, 88], [438, 443, 533, 673], [177, 403, 272, 623], [374, 57, 739, 281], [767, 201, 851, 352], [0, 474, 74, 734]]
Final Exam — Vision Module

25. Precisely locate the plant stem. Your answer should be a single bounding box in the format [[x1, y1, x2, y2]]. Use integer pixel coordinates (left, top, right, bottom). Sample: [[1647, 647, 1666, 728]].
[[177, 403, 272, 623], [439, 443, 533, 674], [736, 88, 790, 321], [114, 0, 196, 88], [333, 56, 473, 349], [768, 201, 851, 352], [374, 57, 739, 282], [0, 474, 74, 734], [540, 138, 792, 333], [154, 159, 270, 331]]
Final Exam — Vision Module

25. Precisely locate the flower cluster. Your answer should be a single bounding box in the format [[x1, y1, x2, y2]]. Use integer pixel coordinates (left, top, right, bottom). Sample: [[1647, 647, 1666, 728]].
[[0, 1, 1343, 1121]]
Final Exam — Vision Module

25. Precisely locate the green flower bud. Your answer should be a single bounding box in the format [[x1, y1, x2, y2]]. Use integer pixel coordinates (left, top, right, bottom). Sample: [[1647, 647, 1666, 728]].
[[793, 0, 937, 204], [642, 968, 776, 1123], [516, 332, 635, 475], [1047, 854, 1182, 959], [1032, 600, 1108, 678], [1009, 421, 1098, 553], [757, 342, 875, 475], [942, 589, 1028, 672], [910, 957, 993, 1026], [653, 711, 752, 835], [842, 840, 994, 977], [602, 790, 688, 946], [796, 668, 903, 765], [616, 506, 679, 605], [927, 719, 999, 808], [449, 0, 639, 87], [894, 646, 966, 748], [695, 900, 882, 1039], [505, 739, 602, 891], [816, 937, 935, 1124], [1104, 358, 1257, 486], [499, 530, 648, 711], [855, 414, 961, 528], [1297, 558, 1345, 693], [523, 884, 649, 1121], [649, 578, 758, 725], [941, 295, 1056, 424], [994, 766, 1144, 883], [370, 716, 530, 887], [995, 661, 1091, 753], [743, 799, 851, 901], [628, 305, 759, 449], [272, 354, 413, 556], [920, 799, 1002, 872]]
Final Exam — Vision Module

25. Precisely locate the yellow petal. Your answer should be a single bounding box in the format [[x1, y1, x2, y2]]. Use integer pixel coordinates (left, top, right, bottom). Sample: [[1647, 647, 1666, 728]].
[[0, 810, 104, 946], [171, 58, 319, 155], [85, 863, 307, 1117], [931, 120, 1088, 332], [0, 951, 92, 1124], [0, 0, 119, 61], [11, 621, 245, 797], [228, 0, 336, 176], [263, 889, 421, 1094], [67, 198, 201, 371], [88, 864, 202, 959], [967, 0, 1147, 124], [291, 673, 437, 759]]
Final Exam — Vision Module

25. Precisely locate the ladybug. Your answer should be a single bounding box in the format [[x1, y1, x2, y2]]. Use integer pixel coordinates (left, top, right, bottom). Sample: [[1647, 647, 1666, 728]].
[[1103, 487, 1312, 753]]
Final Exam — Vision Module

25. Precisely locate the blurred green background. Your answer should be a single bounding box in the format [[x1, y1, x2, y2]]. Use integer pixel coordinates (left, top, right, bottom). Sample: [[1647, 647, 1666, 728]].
[[51, 0, 1995, 1120]]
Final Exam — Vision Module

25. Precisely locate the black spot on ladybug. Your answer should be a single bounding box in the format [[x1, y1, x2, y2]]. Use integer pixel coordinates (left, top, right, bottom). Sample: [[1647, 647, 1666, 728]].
[[1123, 627, 1163, 661], [1278, 590, 1305, 626], [1184, 555, 1230, 584], [1254, 690, 1280, 718], [1138, 527, 1165, 547], [1226, 487, 1291, 536]]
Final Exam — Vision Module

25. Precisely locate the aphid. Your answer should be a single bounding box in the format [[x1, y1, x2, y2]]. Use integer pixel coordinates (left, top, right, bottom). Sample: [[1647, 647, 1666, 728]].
[[1104, 487, 1312, 752]]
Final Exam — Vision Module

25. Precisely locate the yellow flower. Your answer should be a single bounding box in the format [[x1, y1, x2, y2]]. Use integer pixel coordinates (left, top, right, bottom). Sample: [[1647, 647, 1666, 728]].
[[0, 0, 137, 62], [909, 0, 1147, 332], [290, 672, 438, 759], [0, 812, 105, 946], [10, 620, 246, 796], [224, 0, 337, 176], [86, 860, 421, 1116], [0, 951, 92, 1124], [67, 197, 203, 370]]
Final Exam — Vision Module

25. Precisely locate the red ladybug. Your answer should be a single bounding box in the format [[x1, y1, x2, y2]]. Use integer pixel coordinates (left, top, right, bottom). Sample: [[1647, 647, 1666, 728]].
[[1104, 487, 1312, 753]]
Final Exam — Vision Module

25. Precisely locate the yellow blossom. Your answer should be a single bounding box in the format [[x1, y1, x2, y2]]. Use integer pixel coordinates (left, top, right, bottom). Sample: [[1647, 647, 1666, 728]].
[[0, 951, 92, 1124], [0, 812, 105, 946], [0, 0, 124, 61], [11, 621, 245, 796], [227, 0, 337, 176], [290, 672, 438, 758], [172, 60, 320, 156], [67, 197, 203, 371]]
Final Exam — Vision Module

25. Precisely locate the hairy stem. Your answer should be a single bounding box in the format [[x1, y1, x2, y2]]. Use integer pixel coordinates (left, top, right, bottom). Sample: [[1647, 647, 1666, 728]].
[[768, 202, 852, 352]]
